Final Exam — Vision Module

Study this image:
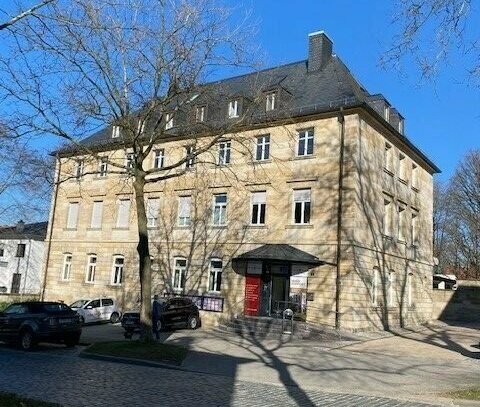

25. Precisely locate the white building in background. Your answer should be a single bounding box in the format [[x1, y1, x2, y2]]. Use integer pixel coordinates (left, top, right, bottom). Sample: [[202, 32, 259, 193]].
[[0, 221, 48, 294]]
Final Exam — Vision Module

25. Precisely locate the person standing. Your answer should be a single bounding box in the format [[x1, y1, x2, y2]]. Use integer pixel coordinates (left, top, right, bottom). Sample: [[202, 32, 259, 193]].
[[152, 295, 161, 340]]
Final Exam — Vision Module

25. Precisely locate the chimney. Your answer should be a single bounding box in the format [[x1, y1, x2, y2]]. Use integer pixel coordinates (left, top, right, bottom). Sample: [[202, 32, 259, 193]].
[[308, 31, 333, 72], [16, 220, 25, 233]]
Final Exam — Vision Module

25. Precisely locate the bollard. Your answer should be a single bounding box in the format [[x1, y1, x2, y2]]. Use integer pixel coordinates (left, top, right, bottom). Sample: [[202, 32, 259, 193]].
[[282, 308, 294, 334]]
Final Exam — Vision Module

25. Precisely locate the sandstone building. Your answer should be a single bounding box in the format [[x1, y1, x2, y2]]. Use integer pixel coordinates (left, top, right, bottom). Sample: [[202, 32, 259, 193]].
[[42, 32, 440, 331]]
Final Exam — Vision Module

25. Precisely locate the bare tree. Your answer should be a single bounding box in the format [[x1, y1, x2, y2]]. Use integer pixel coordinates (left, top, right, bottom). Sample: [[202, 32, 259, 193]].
[[383, 0, 474, 80], [0, 0, 55, 31], [0, 0, 260, 340]]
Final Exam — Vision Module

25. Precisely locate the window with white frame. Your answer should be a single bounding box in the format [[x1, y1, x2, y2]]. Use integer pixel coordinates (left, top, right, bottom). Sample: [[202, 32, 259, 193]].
[[228, 99, 239, 118], [137, 120, 145, 135], [146, 198, 160, 227], [398, 203, 407, 242], [383, 195, 394, 236], [90, 201, 103, 229], [185, 146, 195, 169], [407, 273, 413, 307], [398, 153, 407, 181], [251, 191, 266, 225], [178, 196, 191, 226], [126, 153, 135, 172], [212, 194, 227, 226], [196, 105, 206, 122], [388, 270, 395, 306], [293, 189, 311, 224], [255, 135, 270, 161], [266, 91, 276, 111], [85, 254, 97, 283], [297, 129, 314, 156], [371, 267, 379, 305], [116, 199, 131, 228], [154, 149, 164, 169], [411, 163, 418, 190], [411, 209, 419, 245], [218, 141, 231, 165], [384, 106, 390, 121], [165, 113, 174, 129], [384, 143, 393, 173], [62, 253, 72, 281], [98, 157, 108, 177], [111, 256, 124, 285], [173, 257, 187, 290], [75, 160, 84, 180], [112, 125, 120, 138], [66, 202, 79, 229], [209, 259, 223, 292]]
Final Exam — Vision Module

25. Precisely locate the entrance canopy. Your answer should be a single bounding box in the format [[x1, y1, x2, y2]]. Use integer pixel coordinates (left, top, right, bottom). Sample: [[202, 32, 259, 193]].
[[234, 244, 323, 266]]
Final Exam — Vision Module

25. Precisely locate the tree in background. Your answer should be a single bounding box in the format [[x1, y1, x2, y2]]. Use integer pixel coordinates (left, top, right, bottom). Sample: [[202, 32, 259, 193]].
[[0, 0, 259, 340]]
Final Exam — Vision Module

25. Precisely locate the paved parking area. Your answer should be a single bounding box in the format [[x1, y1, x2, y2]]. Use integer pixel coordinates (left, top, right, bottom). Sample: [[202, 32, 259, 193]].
[[0, 347, 442, 407]]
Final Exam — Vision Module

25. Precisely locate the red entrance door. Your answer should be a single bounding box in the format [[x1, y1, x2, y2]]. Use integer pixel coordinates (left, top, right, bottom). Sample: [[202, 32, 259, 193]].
[[244, 275, 261, 316]]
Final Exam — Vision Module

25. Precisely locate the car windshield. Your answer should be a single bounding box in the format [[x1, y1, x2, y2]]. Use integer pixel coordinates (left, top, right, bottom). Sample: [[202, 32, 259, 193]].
[[70, 300, 88, 308]]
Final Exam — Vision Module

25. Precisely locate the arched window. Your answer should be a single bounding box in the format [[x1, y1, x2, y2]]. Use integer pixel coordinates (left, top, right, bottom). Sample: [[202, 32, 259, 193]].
[[62, 253, 72, 281], [111, 255, 124, 286]]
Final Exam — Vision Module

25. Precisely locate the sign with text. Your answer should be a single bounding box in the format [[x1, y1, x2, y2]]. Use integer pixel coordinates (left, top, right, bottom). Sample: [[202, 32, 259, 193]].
[[244, 275, 261, 316]]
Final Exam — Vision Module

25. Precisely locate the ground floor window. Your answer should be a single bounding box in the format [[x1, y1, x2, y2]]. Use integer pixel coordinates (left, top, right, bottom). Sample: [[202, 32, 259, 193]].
[[11, 273, 21, 293], [209, 259, 223, 292], [85, 254, 97, 283], [62, 253, 72, 281], [111, 256, 124, 285], [173, 258, 187, 290]]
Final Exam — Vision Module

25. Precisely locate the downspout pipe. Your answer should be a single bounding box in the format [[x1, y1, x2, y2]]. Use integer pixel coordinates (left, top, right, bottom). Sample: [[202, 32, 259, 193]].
[[41, 154, 61, 301], [335, 108, 345, 330]]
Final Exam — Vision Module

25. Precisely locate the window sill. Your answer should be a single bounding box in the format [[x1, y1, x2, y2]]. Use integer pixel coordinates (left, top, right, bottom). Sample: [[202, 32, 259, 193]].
[[108, 284, 122, 289], [59, 279, 70, 283], [86, 227, 102, 231], [382, 234, 394, 240], [397, 239, 407, 245], [211, 225, 227, 229], [383, 168, 394, 177], [291, 154, 316, 161], [285, 224, 313, 229], [112, 227, 130, 231], [398, 178, 408, 185], [247, 224, 267, 229], [83, 281, 95, 285], [253, 159, 271, 164], [147, 226, 159, 230], [93, 176, 108, 180], [63, 228, 77, 232], [412, 186, 419, 193], [175, 225, 191, 230]]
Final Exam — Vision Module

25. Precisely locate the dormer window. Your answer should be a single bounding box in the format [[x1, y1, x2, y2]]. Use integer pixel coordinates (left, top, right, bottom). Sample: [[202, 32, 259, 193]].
[[112, 125, 120, 139], [398, 119, 404, 135], [75, 159, 84, 180], [165, 113, 174, 130], [266, 91, 276, 111], [228, 100, 239, 118], [196, 106, 206, 123], [384, 106, 390, 122], [137, 120, 145, 135]]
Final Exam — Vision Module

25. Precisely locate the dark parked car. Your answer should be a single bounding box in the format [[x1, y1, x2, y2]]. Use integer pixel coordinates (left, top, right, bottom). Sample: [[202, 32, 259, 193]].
[[121, 297, 200, 337], [0, 301, 82, 350]]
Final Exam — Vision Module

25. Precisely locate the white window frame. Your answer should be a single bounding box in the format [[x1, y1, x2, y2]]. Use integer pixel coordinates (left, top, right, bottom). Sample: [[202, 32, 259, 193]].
[[217, 141, 231, 166], [411, 209, 419, 246], [85, 254, 97, 283], [297, 129, 314, 157], [75, 160, 84, 180], [208, 259, 223, 292], [185, 146, 195, 169], [371, 267, 379, 306], [153, 149, 164, 169], [212, 193, 227, 226], [165, 113, 174, 130], [98, 157, 108, 177], [125, 152, 135, 172], [90, 201, 103, 229], [398, 153, 407, 182], [196, 105, 206, 122], [293, 189, 311, 225], [255, 135, 270, 161], [62, 253, 72, 281], [116, 199, 131, 228], [146, 198, 160, 228], [384, 106, 390, 122], [173, 257, 187, 290], [384, 143, 393, 173], [266, 91, 276, 111], [383, 195, 394, 237], [398, 203, 407, 242], [411, 163, 419, 190], [112, 125, 120, 139], [251, 191, 266, 225], [388, 270, 395, 307], [228, 99, 239, 118], [111, 255, 124, 286], [66, 202, 79, 230], [137, 120, 145, 135], [177, 196, 191, 227], [407, 273, 413, 307]]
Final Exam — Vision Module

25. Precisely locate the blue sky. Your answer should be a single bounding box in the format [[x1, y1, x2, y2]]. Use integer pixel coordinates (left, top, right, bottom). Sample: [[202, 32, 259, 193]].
[[244, 1, 480, 181]]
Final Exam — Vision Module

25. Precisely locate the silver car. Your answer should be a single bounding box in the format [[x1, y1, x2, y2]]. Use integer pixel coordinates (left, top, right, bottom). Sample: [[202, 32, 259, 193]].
[[70, 298, 121, 324]]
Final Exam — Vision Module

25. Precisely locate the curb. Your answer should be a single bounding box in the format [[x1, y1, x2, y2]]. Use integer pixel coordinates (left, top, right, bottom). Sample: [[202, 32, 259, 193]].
[[80, 351, 184, 371]]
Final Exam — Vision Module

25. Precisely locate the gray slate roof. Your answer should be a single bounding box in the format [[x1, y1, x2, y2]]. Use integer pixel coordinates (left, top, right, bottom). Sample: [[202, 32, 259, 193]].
[[235, 244, 323, 265], [0, 221, 48, 241]]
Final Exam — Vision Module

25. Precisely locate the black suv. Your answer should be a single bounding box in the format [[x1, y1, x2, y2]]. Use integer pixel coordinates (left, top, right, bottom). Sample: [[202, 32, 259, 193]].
[[0, 302, 82, 350], [122, 297, 201, 334]]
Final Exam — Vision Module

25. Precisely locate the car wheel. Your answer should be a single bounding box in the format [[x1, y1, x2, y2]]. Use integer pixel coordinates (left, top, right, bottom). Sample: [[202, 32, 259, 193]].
[[110, 312, 120, 324], [188, 315, 199, 330], [156, 319, 162, 332], [65, 334, 80, 348], [19, 329, 36, 351]]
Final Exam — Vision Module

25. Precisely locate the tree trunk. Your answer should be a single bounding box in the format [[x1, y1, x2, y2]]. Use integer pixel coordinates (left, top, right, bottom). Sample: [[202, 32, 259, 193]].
[[133, 174, 153, 342]]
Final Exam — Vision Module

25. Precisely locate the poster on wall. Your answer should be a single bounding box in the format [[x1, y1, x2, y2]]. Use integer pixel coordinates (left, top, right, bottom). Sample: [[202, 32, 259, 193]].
[[290, 265, 309, 289], [244, 275, 261, 316]]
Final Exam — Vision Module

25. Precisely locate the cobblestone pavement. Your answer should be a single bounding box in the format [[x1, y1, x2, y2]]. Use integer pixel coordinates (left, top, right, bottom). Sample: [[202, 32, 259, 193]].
[[0, 346, 443, 407]]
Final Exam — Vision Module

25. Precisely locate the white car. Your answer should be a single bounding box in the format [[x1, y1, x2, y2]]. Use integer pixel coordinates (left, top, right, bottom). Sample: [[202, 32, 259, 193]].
[[70, 298, 121, 324]]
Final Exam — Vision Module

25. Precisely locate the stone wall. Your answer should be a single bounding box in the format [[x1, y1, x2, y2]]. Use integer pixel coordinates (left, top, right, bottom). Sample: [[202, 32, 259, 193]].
[[432, 280, 480, 322]]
